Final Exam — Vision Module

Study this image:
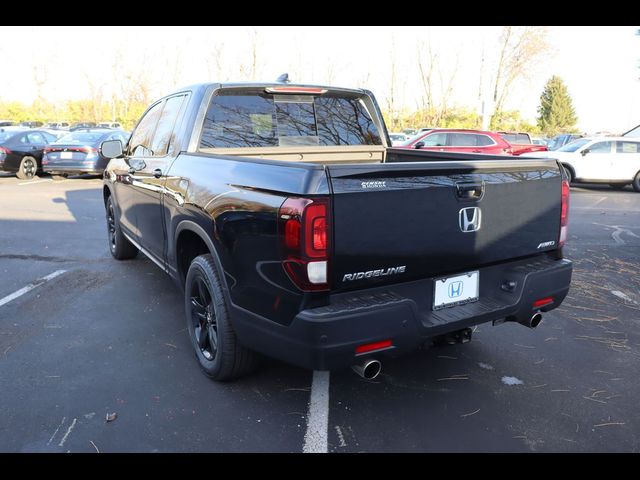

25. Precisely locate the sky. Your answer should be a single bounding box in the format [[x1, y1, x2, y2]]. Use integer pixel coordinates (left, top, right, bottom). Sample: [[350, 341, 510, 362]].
[[0, 26, 638, 133]]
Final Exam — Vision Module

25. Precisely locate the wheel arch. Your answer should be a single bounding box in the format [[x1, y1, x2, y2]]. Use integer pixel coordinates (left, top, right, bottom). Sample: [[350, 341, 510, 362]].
[[174, 220, 228, 293]]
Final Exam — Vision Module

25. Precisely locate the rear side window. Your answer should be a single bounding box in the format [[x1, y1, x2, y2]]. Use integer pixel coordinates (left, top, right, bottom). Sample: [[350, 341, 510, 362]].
[[476, 135, 494, 146], [616, 141, 640, 153], [200, 91, 381, 148]]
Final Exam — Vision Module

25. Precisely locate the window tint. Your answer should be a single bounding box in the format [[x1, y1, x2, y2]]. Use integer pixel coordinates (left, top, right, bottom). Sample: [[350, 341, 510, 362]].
[[150, 95, 186, 156], [476, 135, 494, 146], [558, 138, 589, 152], [616, 141, 639, 153], [421, 132, 447, 146], [200, 91, 381, 149], [449, 133, 482, 147], [129, 101, 163, 156], [589, 141, 612, 154], [27, 132, 46, 145]]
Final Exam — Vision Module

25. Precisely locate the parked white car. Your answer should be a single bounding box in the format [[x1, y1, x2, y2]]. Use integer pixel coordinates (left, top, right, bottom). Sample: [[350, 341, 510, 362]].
[[527, 137, 640, 191], [388, 132, 410, 146]]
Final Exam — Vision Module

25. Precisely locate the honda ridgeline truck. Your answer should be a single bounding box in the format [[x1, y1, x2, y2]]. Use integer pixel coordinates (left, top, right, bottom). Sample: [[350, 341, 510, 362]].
[[100, 82, 572, 381]]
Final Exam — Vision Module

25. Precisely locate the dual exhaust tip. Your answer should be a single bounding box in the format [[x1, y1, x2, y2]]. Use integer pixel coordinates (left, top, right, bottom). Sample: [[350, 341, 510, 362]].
[[352, 359, 382, 380]]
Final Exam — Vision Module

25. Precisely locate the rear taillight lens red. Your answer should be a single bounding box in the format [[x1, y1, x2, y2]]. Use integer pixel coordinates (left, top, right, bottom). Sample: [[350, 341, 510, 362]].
[[279, 197, 330, 291], [559, 179, 570, 247], [0, 146, 10, 154]]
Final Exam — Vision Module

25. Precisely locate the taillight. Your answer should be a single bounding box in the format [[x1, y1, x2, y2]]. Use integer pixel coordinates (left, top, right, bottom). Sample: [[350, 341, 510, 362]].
[[43, 147, 52, 154], [279, 197, 330, 291], [559, 179, 570, 247], [0, 146, 10, 154]]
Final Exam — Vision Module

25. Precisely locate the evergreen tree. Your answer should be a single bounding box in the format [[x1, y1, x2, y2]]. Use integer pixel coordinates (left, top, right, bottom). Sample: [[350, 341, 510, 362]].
[[537, 76, 578, 136]]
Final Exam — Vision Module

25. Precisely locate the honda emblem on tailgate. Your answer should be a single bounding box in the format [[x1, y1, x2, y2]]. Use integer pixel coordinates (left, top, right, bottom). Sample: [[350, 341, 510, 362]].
[[459, 207, 481, 232]]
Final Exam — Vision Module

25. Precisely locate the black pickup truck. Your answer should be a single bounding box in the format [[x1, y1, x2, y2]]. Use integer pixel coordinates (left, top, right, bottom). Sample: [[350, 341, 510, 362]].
[[100, 82, 572, 381]]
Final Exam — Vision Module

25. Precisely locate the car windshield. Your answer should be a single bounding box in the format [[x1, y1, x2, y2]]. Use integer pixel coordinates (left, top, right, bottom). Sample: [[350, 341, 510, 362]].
[[54, 132, 105, 145], [200, 91, 382, 148], [558, 138, 590, 152]]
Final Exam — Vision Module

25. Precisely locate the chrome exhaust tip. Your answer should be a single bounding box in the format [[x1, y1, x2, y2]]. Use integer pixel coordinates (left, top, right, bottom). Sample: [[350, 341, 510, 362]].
[[529, 312, 543, 328], [518, 312, 543, 328], [352, 359, 382, 380]]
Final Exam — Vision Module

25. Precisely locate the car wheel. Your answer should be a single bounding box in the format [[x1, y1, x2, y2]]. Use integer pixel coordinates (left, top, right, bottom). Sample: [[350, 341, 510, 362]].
[[16, 156, 37, 180], [185, 254, 259, 381], [608, 183, 627, 190], [633, 172, 640, 193], [561, 164, 573, 184], [105, 196, 138, 259]]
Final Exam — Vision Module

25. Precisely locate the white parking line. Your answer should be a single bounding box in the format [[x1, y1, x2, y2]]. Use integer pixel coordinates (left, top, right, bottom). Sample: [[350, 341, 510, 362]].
[[0, 269, 67, 307], [18, 179, 52, 186], [302, 370, 330, 453], [611, 290, 639, 306]]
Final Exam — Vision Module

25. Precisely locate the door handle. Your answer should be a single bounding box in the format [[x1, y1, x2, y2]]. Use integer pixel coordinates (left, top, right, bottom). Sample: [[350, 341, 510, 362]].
[[153, 169, 162, 178]]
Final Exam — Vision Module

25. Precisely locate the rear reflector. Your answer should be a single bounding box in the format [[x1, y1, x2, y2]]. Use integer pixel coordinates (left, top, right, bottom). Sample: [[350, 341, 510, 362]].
[[355, 340, 393, 355], [533, 297, 553, 308]]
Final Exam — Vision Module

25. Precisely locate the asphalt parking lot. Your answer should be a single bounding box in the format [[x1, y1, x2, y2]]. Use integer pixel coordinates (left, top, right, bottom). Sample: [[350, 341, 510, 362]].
[[1, 174, 639, 452]]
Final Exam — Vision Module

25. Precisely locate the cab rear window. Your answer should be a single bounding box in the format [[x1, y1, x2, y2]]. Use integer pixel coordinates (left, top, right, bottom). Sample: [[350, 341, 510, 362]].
[[200, 90, 382, 148]]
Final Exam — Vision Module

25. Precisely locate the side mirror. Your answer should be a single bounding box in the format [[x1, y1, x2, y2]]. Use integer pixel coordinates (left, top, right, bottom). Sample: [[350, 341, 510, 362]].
[[414, 141, 425, 149], [581, 148, 589, 156], [101, 139, 124, 159]]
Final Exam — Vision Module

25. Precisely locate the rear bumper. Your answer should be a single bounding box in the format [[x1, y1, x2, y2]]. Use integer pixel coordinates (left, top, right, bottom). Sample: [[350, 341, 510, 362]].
[[43, 165, 104, 175], [231, 255, 572, 371]]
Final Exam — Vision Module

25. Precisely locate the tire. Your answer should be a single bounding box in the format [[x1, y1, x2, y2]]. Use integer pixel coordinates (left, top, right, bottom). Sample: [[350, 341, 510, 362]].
[[105, 196, 138, 260], [609, 183, 627, 190], [16, 156, 37, 180], [561, 164, 573, 184], [185, 254, 259, 381], [633, 172, 640, 193]]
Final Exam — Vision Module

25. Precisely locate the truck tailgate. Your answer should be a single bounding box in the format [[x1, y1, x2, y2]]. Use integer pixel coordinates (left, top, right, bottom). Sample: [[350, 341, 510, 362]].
[[327, 154, 563, 291]]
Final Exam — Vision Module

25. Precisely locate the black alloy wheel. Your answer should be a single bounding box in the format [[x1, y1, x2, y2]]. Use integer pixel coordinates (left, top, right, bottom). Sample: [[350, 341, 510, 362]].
[[189, 275, 218, 361]]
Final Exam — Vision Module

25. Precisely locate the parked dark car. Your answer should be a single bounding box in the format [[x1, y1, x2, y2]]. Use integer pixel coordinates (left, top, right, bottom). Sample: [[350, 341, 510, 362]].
[[42, 129, 129, 177], [101, 82, 572, 381], [547, 133, 584, 151], [0, 129, 57, 179]]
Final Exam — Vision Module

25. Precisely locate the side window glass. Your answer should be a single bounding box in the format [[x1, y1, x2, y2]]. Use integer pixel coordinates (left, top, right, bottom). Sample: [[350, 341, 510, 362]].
[[616, 141, 639, 153], [422, 133, 447, 147], [476, 135, 494, 146], [27, 132, 45, 145], [589, 141, 611, 154], [129, 101, 163, 157], [150, 95, 186, 156]]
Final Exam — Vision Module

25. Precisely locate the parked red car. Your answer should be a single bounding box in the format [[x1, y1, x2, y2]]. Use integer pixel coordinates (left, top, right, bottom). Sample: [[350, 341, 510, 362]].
[[398, 129, 547, 155]]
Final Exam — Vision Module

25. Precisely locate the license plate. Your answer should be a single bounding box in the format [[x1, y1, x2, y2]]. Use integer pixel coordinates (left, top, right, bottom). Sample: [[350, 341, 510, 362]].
[[61, 151, 73, 159], [433, 271, 479, 310]]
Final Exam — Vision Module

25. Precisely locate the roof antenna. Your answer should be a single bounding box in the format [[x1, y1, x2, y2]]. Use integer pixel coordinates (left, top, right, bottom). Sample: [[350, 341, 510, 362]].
[[276, 73, 291, 84]]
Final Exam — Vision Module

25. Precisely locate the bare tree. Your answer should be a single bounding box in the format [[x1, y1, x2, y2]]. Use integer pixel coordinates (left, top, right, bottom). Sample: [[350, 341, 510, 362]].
[[417, 41, 436, 113], [491, 26, 550, 114], [416, 41, 460, 126], [239, 28, 263, 80], [206, 42, 226, 81]]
